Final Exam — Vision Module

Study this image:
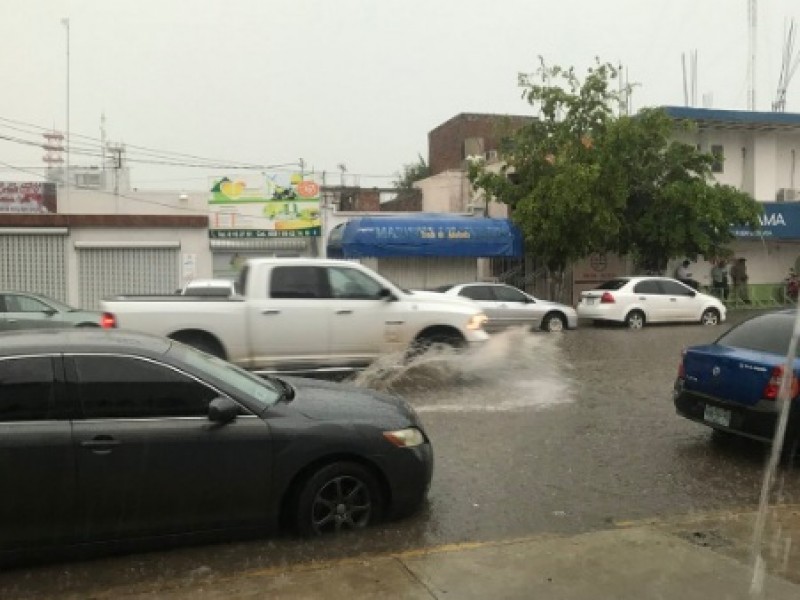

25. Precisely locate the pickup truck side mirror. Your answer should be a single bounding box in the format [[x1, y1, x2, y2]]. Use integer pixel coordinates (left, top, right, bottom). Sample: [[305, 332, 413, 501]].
[[208, 397, 239, 424]]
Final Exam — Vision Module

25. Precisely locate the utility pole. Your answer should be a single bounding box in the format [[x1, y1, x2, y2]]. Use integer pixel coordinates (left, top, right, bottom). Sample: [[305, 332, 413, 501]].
[[748, 0, 757, 110], [61, 18, 70, 204], [108, 143, 123, 213]]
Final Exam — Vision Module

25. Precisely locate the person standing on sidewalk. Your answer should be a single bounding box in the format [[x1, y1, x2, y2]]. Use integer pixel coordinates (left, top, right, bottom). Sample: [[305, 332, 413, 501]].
[[730, 258, 750, 304], [710, 260, 729, 300], [674, 260, 699, 290]]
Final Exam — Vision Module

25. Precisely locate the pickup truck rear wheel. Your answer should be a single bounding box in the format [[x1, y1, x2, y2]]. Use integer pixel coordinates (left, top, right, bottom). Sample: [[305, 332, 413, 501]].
[[170, 333, 225, 359]]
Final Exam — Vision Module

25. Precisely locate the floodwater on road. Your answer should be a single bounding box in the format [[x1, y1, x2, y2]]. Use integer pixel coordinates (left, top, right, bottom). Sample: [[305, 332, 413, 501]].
[[3, 310, 800, 599], [353, 327, 575, 413]]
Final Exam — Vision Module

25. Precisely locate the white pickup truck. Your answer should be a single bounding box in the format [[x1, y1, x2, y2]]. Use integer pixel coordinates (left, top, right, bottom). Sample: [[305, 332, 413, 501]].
[[100, 258, 489, 374]]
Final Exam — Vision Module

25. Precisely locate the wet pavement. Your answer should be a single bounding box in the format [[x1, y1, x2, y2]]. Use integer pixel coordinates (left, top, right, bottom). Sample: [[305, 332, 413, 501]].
[[3, 309, 800, 598]]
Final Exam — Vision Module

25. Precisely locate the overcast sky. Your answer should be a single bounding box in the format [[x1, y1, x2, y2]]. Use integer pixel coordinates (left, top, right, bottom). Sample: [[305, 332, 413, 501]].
[[1, 0, 799, 190]]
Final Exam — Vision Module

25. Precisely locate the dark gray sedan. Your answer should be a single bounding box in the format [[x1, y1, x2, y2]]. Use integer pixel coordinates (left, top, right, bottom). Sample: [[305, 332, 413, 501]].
[[0, 291, 101, 331], [0, 329, 432, 561]]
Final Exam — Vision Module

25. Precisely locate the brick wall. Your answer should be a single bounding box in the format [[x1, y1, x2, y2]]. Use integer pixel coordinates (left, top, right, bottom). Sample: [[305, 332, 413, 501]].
[[428, 113, 534, 176]]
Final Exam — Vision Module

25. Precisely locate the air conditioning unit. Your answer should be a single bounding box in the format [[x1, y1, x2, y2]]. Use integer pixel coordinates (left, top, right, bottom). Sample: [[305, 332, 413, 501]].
[[776, 188, 799, 202], [484, 149, 499, 162]]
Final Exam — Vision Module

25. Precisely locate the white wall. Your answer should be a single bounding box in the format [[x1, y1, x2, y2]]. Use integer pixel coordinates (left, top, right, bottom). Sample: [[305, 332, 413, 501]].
[[675, 126, 800, 201], [58, 188, 209, 216]]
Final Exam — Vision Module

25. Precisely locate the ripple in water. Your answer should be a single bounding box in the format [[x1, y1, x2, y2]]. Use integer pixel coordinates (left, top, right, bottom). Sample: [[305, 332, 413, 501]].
[[351, 328, 575, 413]]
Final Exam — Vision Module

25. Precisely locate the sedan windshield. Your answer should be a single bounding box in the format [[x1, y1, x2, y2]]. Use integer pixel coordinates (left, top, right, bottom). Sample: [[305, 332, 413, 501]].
[[171, 343, 281, 409]]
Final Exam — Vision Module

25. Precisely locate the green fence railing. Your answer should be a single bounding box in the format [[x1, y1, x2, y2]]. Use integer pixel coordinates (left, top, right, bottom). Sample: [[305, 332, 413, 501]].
[[702, 283, 797, 309]]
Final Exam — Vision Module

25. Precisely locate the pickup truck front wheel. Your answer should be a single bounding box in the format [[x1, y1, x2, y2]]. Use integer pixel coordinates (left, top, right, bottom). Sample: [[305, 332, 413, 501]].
[[170, 332, 226, 359], [407, 330, 465, 361]]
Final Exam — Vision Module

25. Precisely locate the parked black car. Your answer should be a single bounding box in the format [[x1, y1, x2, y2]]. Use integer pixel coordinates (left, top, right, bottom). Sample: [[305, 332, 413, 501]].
[[0, 329, 432, 561]]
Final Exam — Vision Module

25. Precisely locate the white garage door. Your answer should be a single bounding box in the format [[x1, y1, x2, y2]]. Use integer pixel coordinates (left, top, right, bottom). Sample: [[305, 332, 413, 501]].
[[0, 231, 67, 301], [78, 246, 180, 309]]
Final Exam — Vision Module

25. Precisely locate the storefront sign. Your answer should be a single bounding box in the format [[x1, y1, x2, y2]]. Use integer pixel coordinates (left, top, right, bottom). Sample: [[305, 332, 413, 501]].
[[0, 182, 57, 213], [208, 173, 321, 238], [732, 202, 800, 240]]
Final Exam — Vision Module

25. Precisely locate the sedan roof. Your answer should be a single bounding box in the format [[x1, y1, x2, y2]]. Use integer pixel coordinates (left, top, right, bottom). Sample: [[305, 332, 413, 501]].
[[0, 329, 172, 358]]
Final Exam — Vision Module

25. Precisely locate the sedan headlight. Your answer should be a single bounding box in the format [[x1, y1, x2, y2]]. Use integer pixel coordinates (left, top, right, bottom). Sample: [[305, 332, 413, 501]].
[[383, 427, 425, 448], [466, 313, 488, 331]]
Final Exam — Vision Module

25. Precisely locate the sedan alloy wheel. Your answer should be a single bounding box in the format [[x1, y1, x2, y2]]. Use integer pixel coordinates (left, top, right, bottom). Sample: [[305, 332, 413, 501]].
[[296, 462, 382, 536]]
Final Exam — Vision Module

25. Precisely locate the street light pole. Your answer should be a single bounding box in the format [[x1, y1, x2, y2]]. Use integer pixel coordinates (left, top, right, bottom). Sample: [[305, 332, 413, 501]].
[[61, 17, 70, 207]]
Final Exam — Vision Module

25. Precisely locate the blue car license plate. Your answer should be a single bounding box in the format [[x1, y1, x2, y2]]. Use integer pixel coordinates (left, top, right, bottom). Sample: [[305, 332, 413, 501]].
[[703, 404, 731, 427]]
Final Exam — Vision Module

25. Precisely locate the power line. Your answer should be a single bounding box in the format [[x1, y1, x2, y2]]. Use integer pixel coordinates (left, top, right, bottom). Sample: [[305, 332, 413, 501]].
[[0, 114, 402, 180]]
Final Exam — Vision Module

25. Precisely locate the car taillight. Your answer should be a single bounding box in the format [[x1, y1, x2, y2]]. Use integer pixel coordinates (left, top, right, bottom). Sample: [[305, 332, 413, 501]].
[[101, 312, 117, 329], [763, 365, 799, 401], [677, 348, 686, 380], [600, 292, 615, 304]]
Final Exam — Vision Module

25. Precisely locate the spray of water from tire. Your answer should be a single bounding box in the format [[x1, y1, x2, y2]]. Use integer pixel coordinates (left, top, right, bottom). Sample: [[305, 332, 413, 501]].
[[351, 328, 575, 413]]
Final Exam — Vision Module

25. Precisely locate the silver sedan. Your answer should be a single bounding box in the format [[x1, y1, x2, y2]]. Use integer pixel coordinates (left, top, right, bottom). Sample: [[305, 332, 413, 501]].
[[434, 283, 578, 333]]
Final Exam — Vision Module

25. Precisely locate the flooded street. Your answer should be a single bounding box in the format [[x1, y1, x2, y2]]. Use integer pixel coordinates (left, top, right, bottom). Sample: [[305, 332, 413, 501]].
[[3, 310, 800, 598]]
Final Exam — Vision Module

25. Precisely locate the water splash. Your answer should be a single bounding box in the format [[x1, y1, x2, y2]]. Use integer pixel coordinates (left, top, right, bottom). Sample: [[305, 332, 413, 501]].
[[352, 328, 575, 413]]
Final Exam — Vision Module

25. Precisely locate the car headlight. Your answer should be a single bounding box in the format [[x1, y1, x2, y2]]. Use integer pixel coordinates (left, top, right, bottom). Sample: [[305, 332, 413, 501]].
[[383, 427, 425, 448], [466, 313, 488, 331]]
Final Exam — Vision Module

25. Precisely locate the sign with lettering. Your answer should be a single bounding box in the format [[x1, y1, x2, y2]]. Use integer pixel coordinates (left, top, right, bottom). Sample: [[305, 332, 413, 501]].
[[731, 202, 800, 240]]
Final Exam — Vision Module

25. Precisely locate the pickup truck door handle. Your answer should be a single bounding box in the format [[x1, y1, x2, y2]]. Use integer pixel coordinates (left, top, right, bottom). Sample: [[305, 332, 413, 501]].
[[638, 297, 646, 301], [670, 298, 677, 302], [336, 309, 353, 315], [261, 309, 281, 315]]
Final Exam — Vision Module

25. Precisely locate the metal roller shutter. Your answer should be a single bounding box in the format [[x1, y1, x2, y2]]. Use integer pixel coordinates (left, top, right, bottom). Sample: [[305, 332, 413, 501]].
[[78, 247, 180, 309], [0, 233, 67, 301], [376, 257, 477, 290]]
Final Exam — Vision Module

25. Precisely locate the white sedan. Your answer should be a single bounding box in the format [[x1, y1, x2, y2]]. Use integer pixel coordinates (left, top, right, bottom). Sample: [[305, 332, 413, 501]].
[[433, 283, 578, 332], [576, 276, 726, 329]]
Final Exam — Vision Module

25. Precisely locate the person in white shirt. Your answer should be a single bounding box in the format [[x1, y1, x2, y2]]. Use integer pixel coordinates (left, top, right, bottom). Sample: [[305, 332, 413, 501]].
[[674, 260, 699, 290]]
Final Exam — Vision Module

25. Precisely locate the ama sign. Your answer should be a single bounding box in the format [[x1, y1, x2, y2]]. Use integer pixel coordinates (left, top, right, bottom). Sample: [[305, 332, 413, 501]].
[[731, 202, 800, 239]]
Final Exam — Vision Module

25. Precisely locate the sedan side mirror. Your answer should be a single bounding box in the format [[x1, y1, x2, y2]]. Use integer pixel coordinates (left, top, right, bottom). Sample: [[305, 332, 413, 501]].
[[209, 397, 239, 424], [378, 288, 396, 301], [42, 309, 57, 317]]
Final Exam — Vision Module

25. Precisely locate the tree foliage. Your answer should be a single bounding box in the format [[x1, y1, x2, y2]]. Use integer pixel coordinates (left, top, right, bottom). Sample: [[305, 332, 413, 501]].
[[469, 58, 763, 280], [393, 154, 430, 190]]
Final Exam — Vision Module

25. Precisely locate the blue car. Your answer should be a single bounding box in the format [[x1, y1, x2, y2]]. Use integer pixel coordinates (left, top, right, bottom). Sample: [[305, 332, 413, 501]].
[[674, 310, 800, 445]]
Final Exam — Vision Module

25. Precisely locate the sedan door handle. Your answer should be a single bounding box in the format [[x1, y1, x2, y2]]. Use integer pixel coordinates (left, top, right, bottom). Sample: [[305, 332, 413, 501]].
[[80, 435, 120, 454], [670, 298, 677, 302], [638, 297, 647, 301], [261, 309, 281, 315], [336, 309, 353, 315]]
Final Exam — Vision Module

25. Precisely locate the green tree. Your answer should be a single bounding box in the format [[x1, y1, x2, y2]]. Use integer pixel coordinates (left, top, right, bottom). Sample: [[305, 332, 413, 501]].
[[469, 59, 763, 297], [393, 154, 430, 190]]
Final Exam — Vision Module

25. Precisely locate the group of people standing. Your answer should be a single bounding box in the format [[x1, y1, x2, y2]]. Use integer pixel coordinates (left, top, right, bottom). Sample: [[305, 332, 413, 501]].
[[676, 258, 800, 304], [675, 258, 751, 303], [709, 259, 750, 303]]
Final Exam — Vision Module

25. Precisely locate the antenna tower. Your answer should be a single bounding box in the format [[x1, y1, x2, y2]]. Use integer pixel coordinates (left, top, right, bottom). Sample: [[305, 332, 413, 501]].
[[773, 18, 800, 112]]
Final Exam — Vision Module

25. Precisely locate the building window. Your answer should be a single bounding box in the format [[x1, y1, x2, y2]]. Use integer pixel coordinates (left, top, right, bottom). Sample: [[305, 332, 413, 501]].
[[711, 145, 724, 173]]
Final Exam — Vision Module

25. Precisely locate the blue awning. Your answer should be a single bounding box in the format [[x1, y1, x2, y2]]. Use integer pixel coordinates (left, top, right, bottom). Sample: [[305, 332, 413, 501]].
[[327, 214, 524, 258], [732, 202, 800, 240]]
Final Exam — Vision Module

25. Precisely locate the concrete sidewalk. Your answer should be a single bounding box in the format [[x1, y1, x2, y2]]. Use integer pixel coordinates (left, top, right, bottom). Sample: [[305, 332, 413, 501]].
[[79, 506, 800, 600]]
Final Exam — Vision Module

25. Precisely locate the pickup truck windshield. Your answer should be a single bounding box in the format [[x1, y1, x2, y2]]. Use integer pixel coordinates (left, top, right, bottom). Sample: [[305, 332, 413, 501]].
[[172, 343, 281, 409]]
